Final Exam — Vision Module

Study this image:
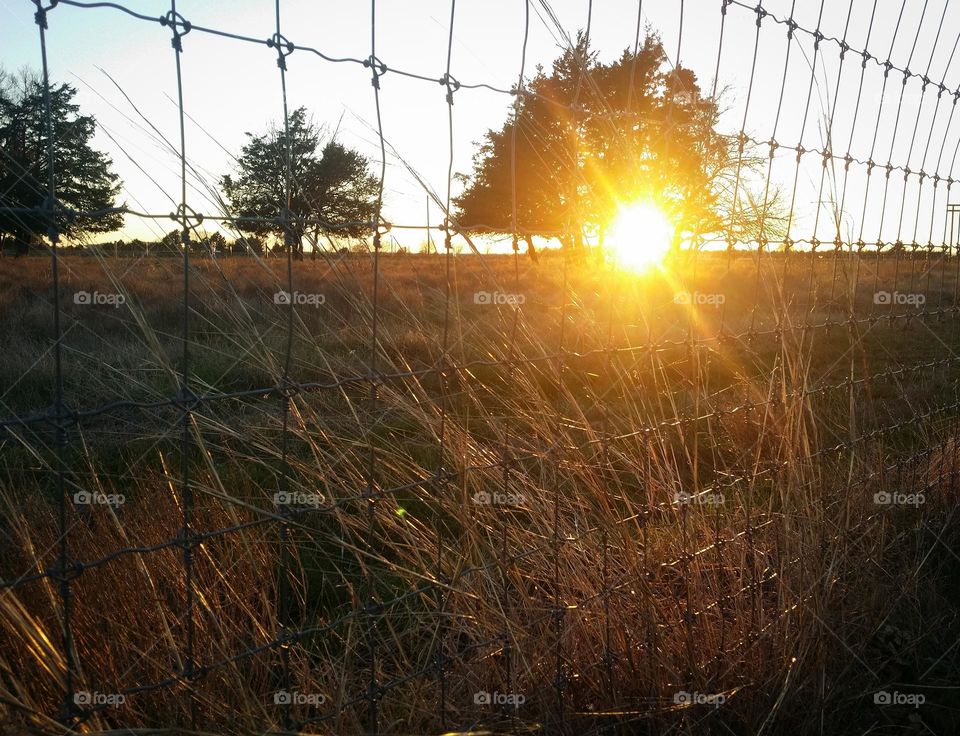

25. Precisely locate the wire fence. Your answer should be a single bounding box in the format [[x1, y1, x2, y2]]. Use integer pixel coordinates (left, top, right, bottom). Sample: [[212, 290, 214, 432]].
[[3, 0, 960, 733]]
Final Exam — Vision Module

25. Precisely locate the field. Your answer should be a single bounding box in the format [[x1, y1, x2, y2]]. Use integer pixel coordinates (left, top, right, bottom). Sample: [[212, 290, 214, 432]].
[[1, 249, 959, 734]]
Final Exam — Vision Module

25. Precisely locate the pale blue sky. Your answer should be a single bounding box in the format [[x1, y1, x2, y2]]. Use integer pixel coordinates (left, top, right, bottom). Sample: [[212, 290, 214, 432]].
[[2, 0, 959, 250]]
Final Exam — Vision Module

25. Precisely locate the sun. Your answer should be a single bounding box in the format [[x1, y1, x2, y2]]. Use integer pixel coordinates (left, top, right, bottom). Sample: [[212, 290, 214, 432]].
[[606, 201, 675, 271]]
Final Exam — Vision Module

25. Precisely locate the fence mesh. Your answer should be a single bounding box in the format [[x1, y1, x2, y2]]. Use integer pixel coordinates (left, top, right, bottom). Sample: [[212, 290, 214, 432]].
[[2, 0, 960, 733]]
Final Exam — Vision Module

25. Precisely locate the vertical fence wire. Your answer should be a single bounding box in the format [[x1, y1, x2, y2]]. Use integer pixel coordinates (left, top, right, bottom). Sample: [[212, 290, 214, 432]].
[[164, 1, 197, 726], [271, 0, 296, 729], [434, 0, 459, 727], [31, 0, 75, 724], [365, 0, 387, 729], [504, 1, 530, 729]]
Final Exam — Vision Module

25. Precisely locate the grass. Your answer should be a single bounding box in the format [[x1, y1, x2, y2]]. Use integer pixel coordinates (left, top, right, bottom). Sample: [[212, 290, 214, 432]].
[[0, 247, 959, 734]]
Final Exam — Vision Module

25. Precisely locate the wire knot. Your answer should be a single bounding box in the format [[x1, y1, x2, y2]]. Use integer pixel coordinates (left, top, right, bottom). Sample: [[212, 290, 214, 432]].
[[171, 205, 202, 241], [366, 680, 384, 702], [160, 10, 191, 51], [174, 384, 200, 413], [277, 379, 300, 399], [439, 73, 460, 104], [51, 560, 84, 584], [364, 55, 387, 88], [175, 527, 200, 554], [40, 196, 71, 243], [268, 33, 295, 70], [278, 208, 299, 246], [442, 218, 455, 249], [50, 402, 79, 432], [33, 2, 48, 30]]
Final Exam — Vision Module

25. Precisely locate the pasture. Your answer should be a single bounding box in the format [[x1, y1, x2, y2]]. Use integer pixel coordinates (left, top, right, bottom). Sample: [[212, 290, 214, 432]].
[[1, 250, 958, 734]]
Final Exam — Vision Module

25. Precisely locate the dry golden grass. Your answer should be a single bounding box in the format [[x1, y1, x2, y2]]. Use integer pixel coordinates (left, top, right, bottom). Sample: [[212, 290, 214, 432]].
[[1, 249, 959, 734]]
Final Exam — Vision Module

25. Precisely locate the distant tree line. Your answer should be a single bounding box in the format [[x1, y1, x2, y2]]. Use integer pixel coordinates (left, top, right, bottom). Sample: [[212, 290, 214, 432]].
[[3, 29, 783, 258], [0, 230, 403, 258], [1, 68, 379, 258]]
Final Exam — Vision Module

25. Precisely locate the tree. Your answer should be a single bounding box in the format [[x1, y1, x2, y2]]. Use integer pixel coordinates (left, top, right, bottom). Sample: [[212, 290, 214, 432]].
[[207, 231, 227, 255], [454, 33, 782, 253], [0, 69, 122, 251], [157, 229, 183, 256], [221, 107, 379, 259]]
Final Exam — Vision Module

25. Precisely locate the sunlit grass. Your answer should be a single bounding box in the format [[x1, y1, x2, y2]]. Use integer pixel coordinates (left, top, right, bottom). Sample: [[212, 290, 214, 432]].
[[1, 252, 959, 733]]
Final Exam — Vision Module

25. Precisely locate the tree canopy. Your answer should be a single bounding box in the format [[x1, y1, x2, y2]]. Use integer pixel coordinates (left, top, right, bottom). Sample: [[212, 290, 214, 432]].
[[221, 108, 379, 258], [0, 69, 122, 246], [454, 33, 780, 252]]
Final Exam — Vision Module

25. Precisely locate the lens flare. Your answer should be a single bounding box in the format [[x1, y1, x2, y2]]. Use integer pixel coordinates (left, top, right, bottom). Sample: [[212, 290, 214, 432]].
[[606, 201, 674, 271]]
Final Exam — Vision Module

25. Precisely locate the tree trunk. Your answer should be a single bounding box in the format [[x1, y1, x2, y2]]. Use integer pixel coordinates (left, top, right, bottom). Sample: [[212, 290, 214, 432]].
[[524, 234, 538, 262]]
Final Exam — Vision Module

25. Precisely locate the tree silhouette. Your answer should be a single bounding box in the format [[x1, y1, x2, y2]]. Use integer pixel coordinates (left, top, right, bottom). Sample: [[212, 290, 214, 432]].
[[455, 33, 781, 253], [207, 231, 227, 255], [0, 69, 122, 252], [221, 108, 379, 259]]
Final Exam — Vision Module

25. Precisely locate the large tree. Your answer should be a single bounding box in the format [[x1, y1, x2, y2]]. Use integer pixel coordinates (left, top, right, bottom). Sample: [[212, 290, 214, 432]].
[[221, 108, 378, 259], [0, 69, 122, 251], [455, 33, 781, 253]]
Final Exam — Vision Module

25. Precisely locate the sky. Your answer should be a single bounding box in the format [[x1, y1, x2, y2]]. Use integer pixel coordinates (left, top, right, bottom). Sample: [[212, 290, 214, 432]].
[[2, 0, 960, 251]]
